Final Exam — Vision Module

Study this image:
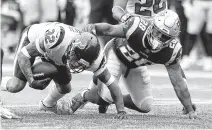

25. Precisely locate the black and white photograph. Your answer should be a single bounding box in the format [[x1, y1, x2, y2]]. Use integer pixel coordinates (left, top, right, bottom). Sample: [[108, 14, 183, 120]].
[[1, 0, 212, 129]]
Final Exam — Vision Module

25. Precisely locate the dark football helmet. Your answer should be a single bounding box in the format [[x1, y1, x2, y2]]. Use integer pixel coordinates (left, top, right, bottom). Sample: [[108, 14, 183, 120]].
[[66, 32, 100, 73]]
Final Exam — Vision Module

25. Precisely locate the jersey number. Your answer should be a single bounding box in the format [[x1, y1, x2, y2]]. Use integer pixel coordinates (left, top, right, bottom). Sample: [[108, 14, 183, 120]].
[[135, 0, 166, 16], [120, 45, 149, 66], [45, 29, 56, 44], [45, 29, 61, 49]]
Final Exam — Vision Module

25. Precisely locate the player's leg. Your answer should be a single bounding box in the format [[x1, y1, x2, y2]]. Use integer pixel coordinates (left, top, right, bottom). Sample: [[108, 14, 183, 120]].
[[66, 48, 123, 113], [1, 27, 33, 92], [122, 66, 153, 113], [201, 2, 212, 71], [39, 65, 72, 113], [181, 1, 205, 69]]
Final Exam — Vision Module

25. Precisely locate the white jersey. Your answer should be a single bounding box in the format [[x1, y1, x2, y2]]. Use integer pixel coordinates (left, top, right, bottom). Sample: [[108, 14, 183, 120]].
[[27, 22, 106, 75], [126, 0, 167, 17], [28, 22, 81, 66]]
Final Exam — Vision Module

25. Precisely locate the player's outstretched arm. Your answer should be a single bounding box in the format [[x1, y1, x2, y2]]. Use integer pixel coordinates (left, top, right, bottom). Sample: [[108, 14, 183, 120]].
[[83, 23, 126, 38], [165, 62, 197, 119], [94, 67, 127, 119]]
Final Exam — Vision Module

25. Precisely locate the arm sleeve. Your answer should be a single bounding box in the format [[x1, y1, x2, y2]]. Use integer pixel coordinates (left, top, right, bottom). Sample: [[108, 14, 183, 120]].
[[123, 17, 140, 39], [35, 37, 45, 55]]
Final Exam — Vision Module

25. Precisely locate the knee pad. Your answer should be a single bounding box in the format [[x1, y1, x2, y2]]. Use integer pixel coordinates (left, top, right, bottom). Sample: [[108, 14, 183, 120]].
[[137, 96, 154, 113], [140, 67, 151, 85]]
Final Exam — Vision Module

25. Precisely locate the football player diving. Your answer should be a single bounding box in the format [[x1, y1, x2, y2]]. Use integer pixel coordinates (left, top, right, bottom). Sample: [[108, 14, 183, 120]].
[[1, 22, 127, 119], [59, 10, 198, 119]]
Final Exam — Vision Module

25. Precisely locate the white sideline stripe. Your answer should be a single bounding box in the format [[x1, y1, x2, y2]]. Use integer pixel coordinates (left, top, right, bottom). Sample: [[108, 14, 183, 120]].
[[4, 99, 212, 107], [3, 65, 212, 78]]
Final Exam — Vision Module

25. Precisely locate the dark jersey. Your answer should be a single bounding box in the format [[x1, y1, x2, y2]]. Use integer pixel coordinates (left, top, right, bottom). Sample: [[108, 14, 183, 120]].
[[115, 17, 182, 68]]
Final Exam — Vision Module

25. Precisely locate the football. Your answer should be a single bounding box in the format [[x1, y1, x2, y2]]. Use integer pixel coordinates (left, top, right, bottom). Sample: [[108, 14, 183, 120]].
[[31, 61, 58, 80]]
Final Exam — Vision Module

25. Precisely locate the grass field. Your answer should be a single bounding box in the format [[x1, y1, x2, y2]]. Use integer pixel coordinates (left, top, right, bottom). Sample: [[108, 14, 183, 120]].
[[1, 63, 212, 129]]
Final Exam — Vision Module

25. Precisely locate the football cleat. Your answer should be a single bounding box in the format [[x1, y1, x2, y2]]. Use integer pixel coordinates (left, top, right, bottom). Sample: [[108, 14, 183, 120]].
[[0, 102, 22, 119], [38, 100, 67, 114], [98, 105, 109, 114], [70, 93, 86, 113]]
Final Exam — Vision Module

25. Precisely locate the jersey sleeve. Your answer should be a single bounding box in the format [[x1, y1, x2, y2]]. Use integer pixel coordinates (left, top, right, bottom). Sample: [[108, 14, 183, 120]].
[[165, 39, 182, 66], [87, 51, 107, 76], [35, 36, 46, 55], [122, 16, 141, 40]]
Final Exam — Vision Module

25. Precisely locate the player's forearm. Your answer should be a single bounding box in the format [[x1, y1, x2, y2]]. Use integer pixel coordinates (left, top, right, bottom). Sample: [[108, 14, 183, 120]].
[[95, 68, 125, 113], [172, 81, 194, 112], [107, 81, 125, 113], [112, 0, 128, 22], [112, 6, 125, 22], [17, 52, 34, 84], [166, 63, 194, 112], [94, 23, 125, 38]]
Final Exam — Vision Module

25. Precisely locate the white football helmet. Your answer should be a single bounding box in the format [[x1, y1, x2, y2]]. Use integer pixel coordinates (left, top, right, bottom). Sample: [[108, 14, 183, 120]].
[[147, 10, 181, 52]]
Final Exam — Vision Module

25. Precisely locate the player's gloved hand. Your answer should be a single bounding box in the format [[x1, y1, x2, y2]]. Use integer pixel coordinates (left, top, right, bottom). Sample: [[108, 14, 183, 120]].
[[188, 111, 198, 120], [114, 111, 127, 120], [29, 78, 51, 90], [182, 104, 196, 114], [120, 13, 132, 23], [82, 24, 96, 35]]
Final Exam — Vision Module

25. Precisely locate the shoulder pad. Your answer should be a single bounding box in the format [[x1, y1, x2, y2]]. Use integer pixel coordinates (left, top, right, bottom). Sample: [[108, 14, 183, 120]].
[[44, 26, 65, 50]]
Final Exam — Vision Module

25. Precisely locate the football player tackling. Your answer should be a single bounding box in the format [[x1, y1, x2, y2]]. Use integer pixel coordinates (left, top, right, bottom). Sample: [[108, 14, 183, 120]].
[[60, 10, 197, 119], [1, 22, 126, 119]]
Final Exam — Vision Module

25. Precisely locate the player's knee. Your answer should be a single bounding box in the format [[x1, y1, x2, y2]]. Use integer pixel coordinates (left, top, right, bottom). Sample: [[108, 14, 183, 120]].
[[6, 77, 26, 93], [138, 97, 154, 113]]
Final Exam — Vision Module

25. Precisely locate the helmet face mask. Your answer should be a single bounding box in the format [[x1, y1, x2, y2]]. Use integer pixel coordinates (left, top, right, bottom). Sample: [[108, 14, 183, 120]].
[[147, 25, 174, 52], [65, 41, 90, 73], [65, 32, 100, 73]]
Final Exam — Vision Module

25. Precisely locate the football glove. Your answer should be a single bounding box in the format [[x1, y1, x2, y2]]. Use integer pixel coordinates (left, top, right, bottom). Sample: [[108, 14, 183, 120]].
[[29, 78, 51, 90]]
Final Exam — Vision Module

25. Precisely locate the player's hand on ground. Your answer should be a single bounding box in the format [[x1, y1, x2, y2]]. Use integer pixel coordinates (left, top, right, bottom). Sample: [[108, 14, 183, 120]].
[[114, 111, 127, 120], [188, 111, 198, 120], [29, 78, 51, 90], [82, 24, 96, 35], [1, 106, 22, 119], [182, 104, 196, 114]]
